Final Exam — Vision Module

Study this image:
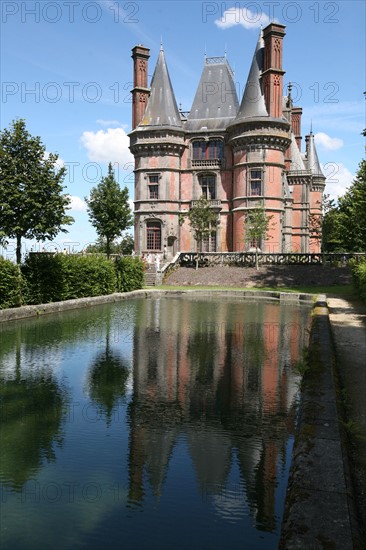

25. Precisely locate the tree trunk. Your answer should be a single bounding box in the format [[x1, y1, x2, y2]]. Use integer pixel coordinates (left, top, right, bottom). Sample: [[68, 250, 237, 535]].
[[16, 234, 22, 264], [106, 237, 110, 259], [255, 250, 259, 271]]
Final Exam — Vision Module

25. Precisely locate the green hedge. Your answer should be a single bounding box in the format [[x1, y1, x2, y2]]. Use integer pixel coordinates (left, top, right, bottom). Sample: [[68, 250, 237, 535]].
[[0, 257, 24, 309], [22, 253, 117, 304], [115, 256, 144, 292], [351, 258, 366, 301]]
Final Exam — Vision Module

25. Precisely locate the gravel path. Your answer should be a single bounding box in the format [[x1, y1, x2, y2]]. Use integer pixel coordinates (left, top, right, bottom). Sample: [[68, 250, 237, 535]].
[[328, 297, 366, 535]]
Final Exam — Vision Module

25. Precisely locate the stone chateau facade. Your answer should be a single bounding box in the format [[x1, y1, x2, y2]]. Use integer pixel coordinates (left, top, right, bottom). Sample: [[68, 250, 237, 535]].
[[129, 24, 326, 257]]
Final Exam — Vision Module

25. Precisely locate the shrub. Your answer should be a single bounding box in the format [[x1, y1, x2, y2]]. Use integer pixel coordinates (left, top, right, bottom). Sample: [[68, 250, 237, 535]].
[[0, 257, 24, 309], [115, 256, 144, 292], [61, 254, 117, 299], [22, 253, 66, 304], [22, 253, 117, 304], [351, 258, 366, 301]]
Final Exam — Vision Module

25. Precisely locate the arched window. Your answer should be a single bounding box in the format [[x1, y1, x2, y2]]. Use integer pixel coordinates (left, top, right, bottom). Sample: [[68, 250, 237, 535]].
[[146, 221, 161, 250], [200, 174, 216, 199]]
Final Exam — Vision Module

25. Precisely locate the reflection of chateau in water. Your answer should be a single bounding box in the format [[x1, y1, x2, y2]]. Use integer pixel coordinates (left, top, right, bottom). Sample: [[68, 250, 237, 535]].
[[128, 297, 310, 531]]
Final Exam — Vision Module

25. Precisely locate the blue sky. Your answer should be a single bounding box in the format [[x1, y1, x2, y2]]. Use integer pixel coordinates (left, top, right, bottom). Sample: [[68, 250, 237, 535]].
[[1, 0, 365, 255]]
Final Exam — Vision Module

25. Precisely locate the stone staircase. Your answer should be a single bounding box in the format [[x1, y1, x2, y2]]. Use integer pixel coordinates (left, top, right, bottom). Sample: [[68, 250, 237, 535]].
[[144, 265, 158, 286]]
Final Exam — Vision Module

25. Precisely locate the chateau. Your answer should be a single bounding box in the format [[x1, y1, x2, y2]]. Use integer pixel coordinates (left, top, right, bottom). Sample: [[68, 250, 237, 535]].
[[129, 24, 326, 257]]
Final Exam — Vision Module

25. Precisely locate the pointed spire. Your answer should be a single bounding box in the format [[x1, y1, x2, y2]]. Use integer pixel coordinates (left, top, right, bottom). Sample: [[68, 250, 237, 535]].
[[232, 29, 268, 123], [306, 128, 324, 177], [139, 49, 182, 129]]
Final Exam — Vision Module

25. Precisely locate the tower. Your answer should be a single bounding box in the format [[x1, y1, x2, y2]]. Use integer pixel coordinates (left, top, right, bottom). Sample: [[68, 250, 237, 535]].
[[129, 47, 185, 256], [228, 26, 291, 252]]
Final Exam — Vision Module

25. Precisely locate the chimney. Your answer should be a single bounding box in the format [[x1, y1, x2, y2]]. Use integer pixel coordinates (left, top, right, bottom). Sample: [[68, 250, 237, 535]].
[[131, 45, 150, 129], [291, 107, 302, 150], [262, 24, 286, 118]]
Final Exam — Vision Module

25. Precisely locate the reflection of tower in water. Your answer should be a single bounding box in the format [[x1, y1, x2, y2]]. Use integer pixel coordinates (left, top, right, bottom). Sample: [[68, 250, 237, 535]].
[[128, 298, 308, 529]]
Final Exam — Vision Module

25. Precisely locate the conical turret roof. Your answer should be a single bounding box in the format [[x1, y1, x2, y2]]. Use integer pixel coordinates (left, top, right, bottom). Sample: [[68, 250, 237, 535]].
[[306, 130, 325, 177], [139, 48, 182, 129], [233, 31, 268, 123]]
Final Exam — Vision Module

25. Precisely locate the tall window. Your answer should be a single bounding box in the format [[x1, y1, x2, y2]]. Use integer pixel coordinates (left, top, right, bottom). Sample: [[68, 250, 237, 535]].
[[148, 174, 159, 199], [249, 169, 262, 196], [146, 221, 161, 250], [193, 140, 223, 160], [202, 231, 217, 252], [200, 174, 216, 199]]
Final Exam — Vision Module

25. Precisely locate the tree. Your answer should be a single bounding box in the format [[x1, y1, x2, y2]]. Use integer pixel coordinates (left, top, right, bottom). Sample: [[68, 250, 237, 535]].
[[186, 196, 218, 269], [309, 194, 343, 253], [85, 234, 134, 255], [337, 159, 366, 252], [85, 163, 133, 258], [244, 207, 274, 269], [0, 119, 73, 264]]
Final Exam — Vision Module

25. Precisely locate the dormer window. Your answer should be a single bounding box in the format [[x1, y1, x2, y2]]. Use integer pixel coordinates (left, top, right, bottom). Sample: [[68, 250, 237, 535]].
[[192, 140, 223, 160]]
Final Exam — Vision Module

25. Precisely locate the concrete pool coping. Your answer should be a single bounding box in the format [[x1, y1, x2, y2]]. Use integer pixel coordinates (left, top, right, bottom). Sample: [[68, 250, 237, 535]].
[[0, 290, 360, 546]]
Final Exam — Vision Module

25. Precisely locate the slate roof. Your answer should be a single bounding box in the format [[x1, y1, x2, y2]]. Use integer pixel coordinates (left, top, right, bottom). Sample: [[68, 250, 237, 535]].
[[232, 31, 268, 124], [305, 131, 325, 177], [139, 48, 182, 129], [289, 132, 306, 172], [185, 57, 239, 132]]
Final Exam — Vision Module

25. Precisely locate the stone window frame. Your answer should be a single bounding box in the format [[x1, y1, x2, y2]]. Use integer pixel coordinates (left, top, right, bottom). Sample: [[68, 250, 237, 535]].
[[248, 168, 263, 196], [191, 138, 224, 160], [199, 173, 216, 200], [145, 173, 161, 200]]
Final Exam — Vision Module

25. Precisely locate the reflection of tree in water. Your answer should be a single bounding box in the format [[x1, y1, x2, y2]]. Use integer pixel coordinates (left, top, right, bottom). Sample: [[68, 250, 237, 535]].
[[0, 343, 68, 490], [87, 349, 129, 421]]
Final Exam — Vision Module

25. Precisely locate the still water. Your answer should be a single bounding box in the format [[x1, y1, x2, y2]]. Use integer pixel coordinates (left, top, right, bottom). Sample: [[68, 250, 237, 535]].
[[0, 295, 311, 550]]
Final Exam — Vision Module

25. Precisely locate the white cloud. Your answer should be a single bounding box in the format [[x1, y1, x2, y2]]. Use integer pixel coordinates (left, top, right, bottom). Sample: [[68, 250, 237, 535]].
[[80, 127, 133, 165], [69, 195, 87, 212], [128, 199, 134, 211], [96, 119, 122, 127], [322, 162, 354, 201], [314, 132, 343, 151], [215, 7, 273, 29]]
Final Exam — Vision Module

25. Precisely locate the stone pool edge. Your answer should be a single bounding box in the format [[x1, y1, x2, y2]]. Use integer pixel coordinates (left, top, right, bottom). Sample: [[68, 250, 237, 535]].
[[0, 288, 314, 323], [279, 294, 361, 549]]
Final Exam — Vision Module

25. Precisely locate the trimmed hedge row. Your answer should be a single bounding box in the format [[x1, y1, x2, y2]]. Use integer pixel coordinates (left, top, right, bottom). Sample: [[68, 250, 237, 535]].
[[0, 257, 24, 309], [115, 256, 144, 292], [0, 254, 144, 309], [351, 258, 366, 301]]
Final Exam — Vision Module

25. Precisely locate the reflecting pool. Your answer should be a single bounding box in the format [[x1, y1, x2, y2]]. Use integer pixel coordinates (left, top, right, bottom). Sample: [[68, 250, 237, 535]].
[[0, 295, 311, 549]]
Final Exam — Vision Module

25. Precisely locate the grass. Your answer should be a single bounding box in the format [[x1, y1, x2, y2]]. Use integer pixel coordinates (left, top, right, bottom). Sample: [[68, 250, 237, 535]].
[[152, 283, 356, 297]]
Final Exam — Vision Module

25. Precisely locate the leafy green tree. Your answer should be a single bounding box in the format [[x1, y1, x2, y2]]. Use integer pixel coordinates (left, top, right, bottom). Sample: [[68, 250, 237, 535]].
[[85, 163, 133, 258], [244, 207, 274, 269], [337, 159, 366, 251], [85, 234, 134, 255], [0, 119, 73, 264], [186, 196, 218, 269]]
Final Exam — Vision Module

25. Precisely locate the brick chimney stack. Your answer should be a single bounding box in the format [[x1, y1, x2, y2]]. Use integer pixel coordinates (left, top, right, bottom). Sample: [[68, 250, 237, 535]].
[[131, 45, 150, 129], [262, 24, 286, 118], [291, 107, 302, 150]]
